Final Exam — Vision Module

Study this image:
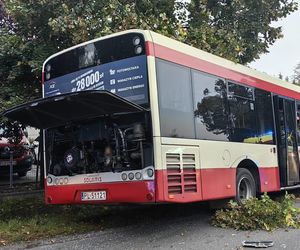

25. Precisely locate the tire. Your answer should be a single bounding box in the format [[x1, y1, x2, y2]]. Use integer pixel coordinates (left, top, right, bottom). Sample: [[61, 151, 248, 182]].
[[18, 172, 27, 177], [235, 168, 256, 204]]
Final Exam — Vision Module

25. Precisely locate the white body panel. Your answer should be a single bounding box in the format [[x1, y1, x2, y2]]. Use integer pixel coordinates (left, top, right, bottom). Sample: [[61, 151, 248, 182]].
[[159, 138, 277, 170]]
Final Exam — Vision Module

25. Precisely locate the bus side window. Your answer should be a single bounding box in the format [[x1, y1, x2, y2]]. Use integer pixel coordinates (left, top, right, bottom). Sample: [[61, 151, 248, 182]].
[[156, 59, 195, 139], [227, 82, 257, 143], [254, 89, 275, 144], [192, 70, 229, 141]]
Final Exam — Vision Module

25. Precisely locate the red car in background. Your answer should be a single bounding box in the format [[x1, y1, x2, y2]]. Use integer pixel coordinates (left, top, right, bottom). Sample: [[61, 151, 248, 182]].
[[0, 127, 33, 177]]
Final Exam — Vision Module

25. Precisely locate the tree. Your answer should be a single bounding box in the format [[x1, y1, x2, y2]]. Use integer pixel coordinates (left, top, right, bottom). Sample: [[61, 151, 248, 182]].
[[0, 119, 25, 144], [186, 0, 298, 64], [0, 0, 298, 114], [294, 62, 300, 84], [285, 76, 290, 82], [0, 1, 4, 20]]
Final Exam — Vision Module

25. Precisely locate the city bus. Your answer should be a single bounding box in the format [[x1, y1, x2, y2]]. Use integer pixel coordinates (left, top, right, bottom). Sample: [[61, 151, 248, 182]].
[[3, 29, 300, 205]]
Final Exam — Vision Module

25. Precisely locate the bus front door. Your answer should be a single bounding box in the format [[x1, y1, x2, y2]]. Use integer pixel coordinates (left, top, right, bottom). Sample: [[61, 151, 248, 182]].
[[273, 96, 300, 186]]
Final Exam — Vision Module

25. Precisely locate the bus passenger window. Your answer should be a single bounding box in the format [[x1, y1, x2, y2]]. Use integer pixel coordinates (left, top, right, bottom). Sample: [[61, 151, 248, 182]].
[[228, 82, 257, 143], [156, 59, 195, 138], [254, 89, 275, 144], [192, 70, 229, 141]]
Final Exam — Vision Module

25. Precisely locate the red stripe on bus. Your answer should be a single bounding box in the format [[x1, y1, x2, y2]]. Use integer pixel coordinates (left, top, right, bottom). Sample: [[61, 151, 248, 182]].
[[146, 41, 300, 100], [156, 168, 235, 203], [145, 41, 155, 57], [45, 180, 155, 205], [259, 167, 281, 192], [44, 167, 280, 205], [156, 167, 280, 203], [155, 169, 203, 203], [200, 168, 236, 200], [201, 167, 280, 200]]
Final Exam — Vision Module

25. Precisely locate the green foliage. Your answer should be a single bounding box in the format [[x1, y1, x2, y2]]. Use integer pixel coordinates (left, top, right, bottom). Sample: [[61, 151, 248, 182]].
[[212, 193, 300, 231], [0, 118, 25, 144], [0, 0, 298, 113], [0, 196, 108, 245], [293, 62, 300, 85], [187, 0, 298, 64]]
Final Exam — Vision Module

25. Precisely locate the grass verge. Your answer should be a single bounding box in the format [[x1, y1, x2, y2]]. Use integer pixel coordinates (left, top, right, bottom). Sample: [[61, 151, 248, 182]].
[[0, 196, 108, 246], [212, 193, 300, 231]]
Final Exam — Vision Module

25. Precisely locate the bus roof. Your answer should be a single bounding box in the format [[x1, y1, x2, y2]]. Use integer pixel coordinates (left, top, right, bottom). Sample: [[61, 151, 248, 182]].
[[148, 30, 300, 98], [43, 29, 300, 98]]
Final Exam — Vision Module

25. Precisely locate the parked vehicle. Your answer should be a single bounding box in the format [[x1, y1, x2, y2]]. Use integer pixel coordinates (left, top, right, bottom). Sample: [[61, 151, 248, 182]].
[[0, 126, 33, 177]]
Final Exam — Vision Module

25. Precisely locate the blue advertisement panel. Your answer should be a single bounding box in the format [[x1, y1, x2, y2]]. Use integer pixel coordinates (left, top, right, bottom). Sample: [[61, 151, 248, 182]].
[[43, 55, 148, 105]]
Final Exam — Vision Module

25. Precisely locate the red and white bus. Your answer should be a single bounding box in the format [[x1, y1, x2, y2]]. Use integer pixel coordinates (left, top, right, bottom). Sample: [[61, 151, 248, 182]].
[[4, 30, 300, 204]]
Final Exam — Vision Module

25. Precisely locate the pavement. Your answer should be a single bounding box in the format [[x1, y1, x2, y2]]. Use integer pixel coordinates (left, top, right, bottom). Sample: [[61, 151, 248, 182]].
[[2, 201, 300, 250]]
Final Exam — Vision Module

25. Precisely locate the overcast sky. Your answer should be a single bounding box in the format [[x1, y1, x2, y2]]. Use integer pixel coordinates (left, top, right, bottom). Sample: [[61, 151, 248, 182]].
[[249, 1, 300, 79]]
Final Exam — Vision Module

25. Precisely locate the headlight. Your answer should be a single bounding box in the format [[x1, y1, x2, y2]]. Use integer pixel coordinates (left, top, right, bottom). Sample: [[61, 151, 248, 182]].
[[146, 168, 154, 178], [121, 173, 127, 181], [45, 64, 51, 72], [63, 177, 68, 184], [133, 36, 141, 46], [54, 178, 59, 185], [128, 172, 134, 180], [134, 45, 143, 55], [142, 167, 154, 180], [47, 176, 53, 184], [135, 172, 142, 180]]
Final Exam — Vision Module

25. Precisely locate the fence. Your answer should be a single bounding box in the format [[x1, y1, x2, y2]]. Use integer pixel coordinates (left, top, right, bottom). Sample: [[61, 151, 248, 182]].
[[0, 132, 44, 196]]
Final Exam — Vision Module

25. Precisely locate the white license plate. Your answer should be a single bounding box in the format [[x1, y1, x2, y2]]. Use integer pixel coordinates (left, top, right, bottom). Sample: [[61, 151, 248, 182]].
[[81, 191, 106, 201], [0, 161, 16, 166]]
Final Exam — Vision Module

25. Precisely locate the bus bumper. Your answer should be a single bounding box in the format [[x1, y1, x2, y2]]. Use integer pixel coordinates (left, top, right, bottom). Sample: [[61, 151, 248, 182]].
[[45, 180, 156, 204]]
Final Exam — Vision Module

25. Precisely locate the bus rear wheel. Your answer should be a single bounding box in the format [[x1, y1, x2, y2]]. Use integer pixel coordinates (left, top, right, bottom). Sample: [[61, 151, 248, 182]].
[[236, 168, 256, 204]]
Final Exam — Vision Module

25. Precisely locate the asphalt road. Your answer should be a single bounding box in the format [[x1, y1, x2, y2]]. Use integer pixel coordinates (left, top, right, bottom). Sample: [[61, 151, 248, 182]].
[[3, 202, 300, 250]]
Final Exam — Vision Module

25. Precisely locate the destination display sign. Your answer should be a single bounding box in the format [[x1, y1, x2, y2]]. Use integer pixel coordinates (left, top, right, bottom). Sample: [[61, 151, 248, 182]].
[[43, 55, 148, 105]]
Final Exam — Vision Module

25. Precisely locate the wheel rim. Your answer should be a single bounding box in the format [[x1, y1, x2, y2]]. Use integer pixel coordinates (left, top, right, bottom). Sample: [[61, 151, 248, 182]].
[[238, 177, 253, 201]]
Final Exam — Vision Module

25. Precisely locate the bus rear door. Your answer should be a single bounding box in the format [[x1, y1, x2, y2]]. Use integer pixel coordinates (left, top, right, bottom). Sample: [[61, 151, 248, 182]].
[[273, 96, 300, 186]]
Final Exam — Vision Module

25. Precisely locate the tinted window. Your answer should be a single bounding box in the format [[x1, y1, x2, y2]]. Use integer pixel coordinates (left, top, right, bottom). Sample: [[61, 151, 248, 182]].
[[255, 89, 275, 144], [192, 70, 229, 141], [156, 59, 195, 138], [228, 82, 254, 100], [45, 33, 146, 80], [228, 82, 256, 142], [285, 99, 300, 183]]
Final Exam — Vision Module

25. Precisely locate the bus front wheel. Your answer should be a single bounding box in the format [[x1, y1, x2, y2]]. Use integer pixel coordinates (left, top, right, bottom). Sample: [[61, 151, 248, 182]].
[[236, 168, 256, 204]]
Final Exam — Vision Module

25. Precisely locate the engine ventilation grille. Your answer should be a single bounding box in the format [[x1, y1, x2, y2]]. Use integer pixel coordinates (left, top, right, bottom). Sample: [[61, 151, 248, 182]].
[[166, 153, 197, 195]]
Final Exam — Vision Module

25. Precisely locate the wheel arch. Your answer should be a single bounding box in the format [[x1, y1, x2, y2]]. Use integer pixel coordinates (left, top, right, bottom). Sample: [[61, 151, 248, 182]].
[[236, 159, 261, 193]]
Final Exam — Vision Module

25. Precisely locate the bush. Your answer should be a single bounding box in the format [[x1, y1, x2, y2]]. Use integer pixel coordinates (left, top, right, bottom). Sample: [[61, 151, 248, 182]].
[[211, 193, 300, 231]]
